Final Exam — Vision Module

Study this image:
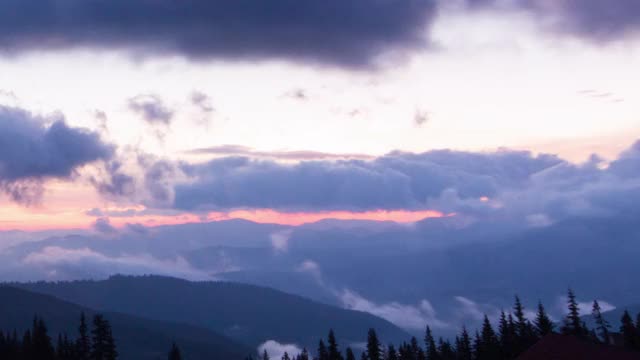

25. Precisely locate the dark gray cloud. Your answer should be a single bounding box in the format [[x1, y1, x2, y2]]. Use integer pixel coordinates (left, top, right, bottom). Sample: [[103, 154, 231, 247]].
[[92, 150, 180, 208], [127, 95, 174, 125], [0, 106, 114, 203], [0, 0, 436, 67], [171, 140, 640, 226], [174, 149, 562, 211]]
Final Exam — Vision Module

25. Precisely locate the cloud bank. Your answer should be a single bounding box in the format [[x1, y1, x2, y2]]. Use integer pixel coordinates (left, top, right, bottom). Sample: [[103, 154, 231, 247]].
[[0, 106, 113, 204], [0, 0, 436, 67]]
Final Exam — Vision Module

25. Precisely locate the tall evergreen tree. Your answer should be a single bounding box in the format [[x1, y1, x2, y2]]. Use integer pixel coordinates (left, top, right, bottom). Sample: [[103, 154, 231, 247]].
[[345, 347, 356, 360], [478, 315, 500, 360], [262, 349, 270, 360], [410, 337, 425, 360], [32, 317, 55, 360], [498, 310, 515, 358], [533, 301, 554, 338], [327, 330, 343, 360], [424, 326, 439, 360], [282, 352, 291, 360], [592, 300, 611, 344], [77, 312, 91, 360], [437, 339, 454, 360], [91, 314, 117, 360], [456, 327, 472, 360], [387, 344, 398, 360], [366, 329, 382, 360], [620, 310, 639, 350], [168, 342, 182, 360], [318, 339, 330, 360], [298, 348, 310, 360], [513, 296, 536, 353], [561, 289, 587, 338]]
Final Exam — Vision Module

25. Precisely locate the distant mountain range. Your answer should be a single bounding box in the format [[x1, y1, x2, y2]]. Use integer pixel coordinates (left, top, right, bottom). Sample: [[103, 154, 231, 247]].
[[0, 285, 252, 360], [14, 275, 410, 349], [2, 214, 640, 340]]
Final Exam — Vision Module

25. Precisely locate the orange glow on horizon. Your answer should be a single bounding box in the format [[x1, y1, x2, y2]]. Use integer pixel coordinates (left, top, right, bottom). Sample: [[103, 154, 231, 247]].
[[0, 206, 449, 232]]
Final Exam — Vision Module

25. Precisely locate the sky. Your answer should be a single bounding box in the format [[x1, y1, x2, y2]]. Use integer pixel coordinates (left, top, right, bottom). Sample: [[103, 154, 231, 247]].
[[0, 0, 639, 231]]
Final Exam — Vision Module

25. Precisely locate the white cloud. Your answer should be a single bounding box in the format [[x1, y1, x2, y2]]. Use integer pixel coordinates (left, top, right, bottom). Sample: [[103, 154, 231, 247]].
[[270, 230, 293, 253], [296, 259, 324, 285], [340, 289, 451, 330], [258, 340, 302, 359], [556, 296, 616, 315], [22, 246, 212, 281]]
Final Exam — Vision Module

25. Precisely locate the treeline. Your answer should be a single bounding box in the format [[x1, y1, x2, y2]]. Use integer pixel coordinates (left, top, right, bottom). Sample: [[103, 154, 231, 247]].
[[0, 313, 117, 360], [261, 289, 640, 360]]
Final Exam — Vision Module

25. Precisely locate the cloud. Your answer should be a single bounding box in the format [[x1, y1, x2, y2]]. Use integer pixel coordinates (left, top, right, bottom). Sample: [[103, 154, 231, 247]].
[[190, 91, 214, 126], [340, 289, 451, 330], [22, 246, 211, 281], [92, 217, 118, 235], [173, 148, 562, 211], [414, 109, 430, 126], [468, 0, 640, 42], [556, 296, 616, 315], [185, 145, 376, 161], [0, 105, 114, 204], [0, 0, 437, 67], [128, 95, 174, 125], [296, 260, 324, 286], [270, 230, 293, 253], [92, 149, 182, 208], [258, 340, 302, 360]]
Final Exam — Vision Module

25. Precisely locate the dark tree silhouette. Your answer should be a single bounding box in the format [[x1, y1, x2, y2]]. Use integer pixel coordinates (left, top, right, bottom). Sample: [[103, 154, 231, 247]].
[[168, 342, 182, 360], [327, 329, 343, 360], [592, 300, 611, 344], [533, 301, 555, 337], [366, 328, 382, 360], [77, 312, 91, 360]]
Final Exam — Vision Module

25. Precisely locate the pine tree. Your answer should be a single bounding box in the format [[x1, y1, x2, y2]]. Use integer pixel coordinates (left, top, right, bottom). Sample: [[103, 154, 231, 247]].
[[472, 331, 481, 360], [32, 317, 55, 360], [345, 347, 356, 360], [298, 348, 310, 360], [410, 336, 424, 360], [437, 339, 454, 360], [77, 312, 91, 360], [262, 349, 270, 360], [620, 310, 639, 350], [387, 344, 398, 360], [561, 289, 587, 338], [456, 327, 472, 360], [91, 314, 117, 360], [513, 296, 536, 353], [318, 339, 329, 360], [282, 352, 291, 360], [327, 329, 343, 360], [533, 301, 554, 338], [168, 342, 182, 360], [366, 329, 382, 360], [592, 300, 610, 344], [424, 326, 439, 360], [478, 315, 500, 360], [498, 310, 515, 358]]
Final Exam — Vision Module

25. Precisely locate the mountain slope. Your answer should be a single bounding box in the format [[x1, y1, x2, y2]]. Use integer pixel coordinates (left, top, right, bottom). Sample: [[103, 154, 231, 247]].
[[0, 286, 252, 360], [16, 275, 410, 348]]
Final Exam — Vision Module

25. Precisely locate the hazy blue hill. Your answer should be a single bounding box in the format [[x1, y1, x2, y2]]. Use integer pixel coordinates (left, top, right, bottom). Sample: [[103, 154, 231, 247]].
[[0, 286, 253, 360], [16, 275, 410, 348]]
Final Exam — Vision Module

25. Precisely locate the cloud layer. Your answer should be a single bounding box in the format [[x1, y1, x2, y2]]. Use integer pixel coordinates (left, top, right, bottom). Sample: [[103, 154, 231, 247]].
[[0, 0, 436, 67], [0, 106, 113, 203]]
